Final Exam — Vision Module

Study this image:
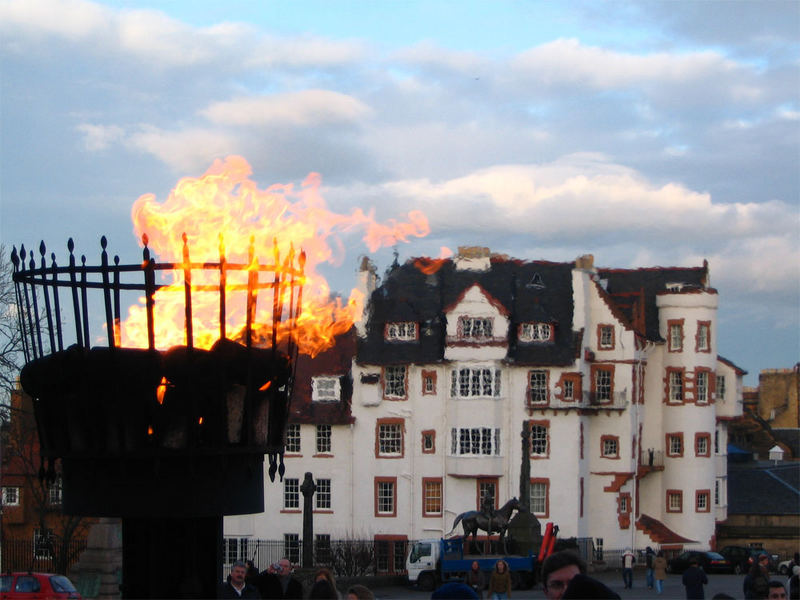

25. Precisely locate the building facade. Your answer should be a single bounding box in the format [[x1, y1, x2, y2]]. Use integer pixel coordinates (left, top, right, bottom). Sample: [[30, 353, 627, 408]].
[[224, 247, 744, 562]]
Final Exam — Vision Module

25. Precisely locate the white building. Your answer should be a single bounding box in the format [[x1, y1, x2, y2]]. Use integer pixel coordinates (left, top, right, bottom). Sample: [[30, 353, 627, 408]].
[[224, 247, 745, 569]]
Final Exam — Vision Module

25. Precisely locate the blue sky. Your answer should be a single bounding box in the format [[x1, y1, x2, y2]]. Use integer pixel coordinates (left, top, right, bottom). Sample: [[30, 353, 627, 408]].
[[1, 0, 798, 384]]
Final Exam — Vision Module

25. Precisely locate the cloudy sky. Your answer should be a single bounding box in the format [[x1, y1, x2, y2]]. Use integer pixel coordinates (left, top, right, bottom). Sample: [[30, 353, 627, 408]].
[[1, 0, 798, 383]]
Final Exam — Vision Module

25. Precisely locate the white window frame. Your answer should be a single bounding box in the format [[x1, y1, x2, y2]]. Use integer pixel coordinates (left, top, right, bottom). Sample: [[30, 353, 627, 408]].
[[697, 323, 710, 351], [531, 481, 547, 515], [599, 325, 614, 349], [2, 486, 20, 506], [386, 321, 417, 341], [696, 491, 709, 512], [530, 424, 548, 456], [459, 316, 493, 340], [696, 371, 708, 404], [312, 376, 341, 402], [376, 481, 395, 515], [450, 427, 501, 456], [602, 437, 619, 458], [316, 425, 332, 454], [48, 476, 62, 505], [529, 370, 548, 404], [33, 528, 54, 560], [284, 478, 300, 509], [283, 533, 300, 564], [668, 435, 683, 456], [716, 375, 726, 400], [286, 424, 301, 453], [315, 478, 331, 510], [697, 436, 708, 456], [619, 495, 629, 513], [378, 423, 403, 457], [519, 322, 552, 343], [667, 492, 682, 512], [384, 366, 406, 398], [563, 379, 574, 401], [450, 367, 501, 399], [669, 323, 683, 350], [595, 368, 612, 402], [669, 371, 683, 403], [423, 480, 443, 516]]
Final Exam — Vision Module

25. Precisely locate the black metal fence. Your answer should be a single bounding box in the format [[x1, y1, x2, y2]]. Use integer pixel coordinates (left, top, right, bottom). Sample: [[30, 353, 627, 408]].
[[1, 538, 88, 574], [223, 538, 408, 577]]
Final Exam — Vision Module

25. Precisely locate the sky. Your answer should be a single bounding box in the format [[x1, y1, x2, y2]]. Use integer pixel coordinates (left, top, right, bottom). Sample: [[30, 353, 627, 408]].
[[1, 0, 798, 384]]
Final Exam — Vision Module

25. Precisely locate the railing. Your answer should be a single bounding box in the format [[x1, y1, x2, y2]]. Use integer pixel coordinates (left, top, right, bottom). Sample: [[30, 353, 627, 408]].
[[639, 448, 665, 469], [0, 538, 88, 574]]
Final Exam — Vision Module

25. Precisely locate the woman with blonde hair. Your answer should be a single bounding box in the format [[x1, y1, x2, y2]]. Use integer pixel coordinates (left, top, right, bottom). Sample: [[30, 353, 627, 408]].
[[487, 560, 512, 600]]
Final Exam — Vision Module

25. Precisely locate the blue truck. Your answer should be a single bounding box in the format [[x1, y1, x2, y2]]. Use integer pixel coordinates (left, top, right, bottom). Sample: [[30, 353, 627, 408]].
[[406, 537, 538, 592]]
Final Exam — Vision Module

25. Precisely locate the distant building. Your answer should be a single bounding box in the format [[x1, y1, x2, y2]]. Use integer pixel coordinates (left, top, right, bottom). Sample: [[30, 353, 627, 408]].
[[224, 247, 745, 567]]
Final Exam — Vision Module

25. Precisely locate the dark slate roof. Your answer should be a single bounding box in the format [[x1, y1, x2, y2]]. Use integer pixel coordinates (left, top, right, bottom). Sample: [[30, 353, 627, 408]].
[[357, 257, 577, 366], [727, 461, 800, 515], [289, 328, 355, 425], [597, 264, 709, 341]]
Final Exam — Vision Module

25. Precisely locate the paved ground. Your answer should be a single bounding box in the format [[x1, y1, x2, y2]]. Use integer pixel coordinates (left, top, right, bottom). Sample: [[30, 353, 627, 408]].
[[370, 570, 793, 599]]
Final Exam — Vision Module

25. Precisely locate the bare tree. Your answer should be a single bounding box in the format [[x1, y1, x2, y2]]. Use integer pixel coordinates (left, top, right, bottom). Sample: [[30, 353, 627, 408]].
[[0, 245, 24, 419]]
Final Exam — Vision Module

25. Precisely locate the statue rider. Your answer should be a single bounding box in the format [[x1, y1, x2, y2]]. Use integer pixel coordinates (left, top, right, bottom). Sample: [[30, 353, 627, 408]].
[[481, 491, 496, 532]]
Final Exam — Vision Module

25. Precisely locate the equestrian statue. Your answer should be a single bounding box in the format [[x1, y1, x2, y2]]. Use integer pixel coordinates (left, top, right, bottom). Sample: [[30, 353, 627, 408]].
[[446, 496, 524, 554]]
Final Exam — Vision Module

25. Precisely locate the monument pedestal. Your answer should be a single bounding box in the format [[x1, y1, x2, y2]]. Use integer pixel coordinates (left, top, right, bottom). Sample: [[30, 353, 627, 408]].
[[68, 518, 123, 600]]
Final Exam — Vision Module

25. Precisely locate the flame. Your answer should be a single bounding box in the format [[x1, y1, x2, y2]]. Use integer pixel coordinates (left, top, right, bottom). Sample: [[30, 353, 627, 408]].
[[198, 417, 204, 425], [147, 426, 154, 436], [414, 246, 453, 275], [121, 156, 429, 356], [259, 380, 272, 392], [156, 376, 168, 405]]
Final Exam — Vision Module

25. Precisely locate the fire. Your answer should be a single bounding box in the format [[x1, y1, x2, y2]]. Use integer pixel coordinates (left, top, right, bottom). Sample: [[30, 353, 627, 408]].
[[156, 376, 168, 405], [414, 246, 453, 275], [121, 156, 429, 356]]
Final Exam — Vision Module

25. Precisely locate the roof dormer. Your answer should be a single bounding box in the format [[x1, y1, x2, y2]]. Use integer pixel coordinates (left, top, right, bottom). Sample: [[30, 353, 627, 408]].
[[444, 283, 509, 361]]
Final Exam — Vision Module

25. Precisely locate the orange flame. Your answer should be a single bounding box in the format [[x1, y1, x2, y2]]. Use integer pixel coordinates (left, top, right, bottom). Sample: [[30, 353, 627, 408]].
[[414, 247, 453, 275], [121, 156, 430, 356], [147, 426, 154, 436], [156, 376, 168, 405]]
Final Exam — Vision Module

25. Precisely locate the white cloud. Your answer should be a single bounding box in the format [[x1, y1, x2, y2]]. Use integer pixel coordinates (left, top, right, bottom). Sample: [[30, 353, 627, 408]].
[[200, 91, 372, 127], [76, 123, 124, 151], [126, 126, 239, 172]]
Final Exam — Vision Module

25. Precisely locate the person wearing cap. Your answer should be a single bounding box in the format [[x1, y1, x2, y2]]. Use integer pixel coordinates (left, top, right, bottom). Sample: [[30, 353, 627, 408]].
[[621, 548, 636, 589], [681, 557, 708, 600], [744, 553, 771, 599]]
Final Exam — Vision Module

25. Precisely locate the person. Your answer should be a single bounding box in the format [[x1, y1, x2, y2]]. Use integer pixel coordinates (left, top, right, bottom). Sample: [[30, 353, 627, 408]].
[[431, 581, 479, 599], [309, 568, 339, 599], [744, 553, 771, 599], [345, 584, 374, 600], [562, 573, 620, 599], [681, 557, 708, 600], [767, 581, 788, 600], [487, 560, 511, 600], [622, 548, 636, 589], [219, 561, 261, 599], [245, 560, 259, 587], [790, 565, 800, 600], [645, 547, 656, 589], [653, 550, 668, 595], [256, 558, 303, 599], [541, 551, 586, 600], [464, 560, 486, 599]]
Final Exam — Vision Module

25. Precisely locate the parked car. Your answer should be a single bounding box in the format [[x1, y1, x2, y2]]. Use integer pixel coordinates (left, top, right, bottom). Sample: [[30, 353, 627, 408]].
[[667, 550, 733, 574], [0, 572, 82, 599], [778, 559, 797, 576], [719, 545, 777, 575]]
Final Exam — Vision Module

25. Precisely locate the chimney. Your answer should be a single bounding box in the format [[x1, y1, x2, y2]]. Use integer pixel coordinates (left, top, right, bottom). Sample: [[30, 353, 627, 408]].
[[575, 254, 595, 271], [455, 246, 491, 272], [355, 256, 378, 337]]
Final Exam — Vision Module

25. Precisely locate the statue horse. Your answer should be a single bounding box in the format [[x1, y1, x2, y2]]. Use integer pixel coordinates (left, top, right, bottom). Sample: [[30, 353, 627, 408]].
[[446, 497, 523, 554]]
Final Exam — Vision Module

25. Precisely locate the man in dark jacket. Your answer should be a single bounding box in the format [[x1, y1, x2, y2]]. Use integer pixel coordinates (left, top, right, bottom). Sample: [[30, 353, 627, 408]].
[[257, 558, 303, 599], [681, 558, 708, 600], [219, 561, 261, 598]]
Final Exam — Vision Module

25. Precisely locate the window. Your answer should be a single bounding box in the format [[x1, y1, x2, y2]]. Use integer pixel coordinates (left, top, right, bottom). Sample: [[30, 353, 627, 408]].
[[563, 379, 574, 401], [619, 494, 628, 513], [696, 321, 711, 352], [315, 479, 331, 510], [450, 367, 501, 398], [375, 478, 397, 517], [286, 424, 301, 454], [459, 316, 493, 339], [283, 478, 300, 510], [224, 537, 251, 565], [668, 320, 684, 352], [529, 421, 549, 458], [528, 370, 549, 405], [558, 373, 582, 402], [667, 369, 684, 403], [666, 433, 684, 458], [695, 433, 711, 457], [375, 536, 408, 574], [715, 479, 722, 506], [283, 533, 300, 564], [666, 490, 683, 513], [598, 324, 615, 350], [383, 366, 407, 399], [601, 435, 620, 459], [530, 479, 549, 517], [48, 476, 62, 505], [312, 376, 340, 402], [696, 370, 709, 404], [421, 370, 437, 395], [519, 322, 552, 342], [33, 528, 54, 560], [315, 534, 332, 564], [592, 365, 614, 403], [2, 487, 20, 506], [376, 419, 404, 457], [422, 478, 443, 517], [696, 490, 710, 513], [714, 429, 720, 454], [618, 492, 632, 529], [451, 428, 501, 456], [385, 321, 417, 341], [716, 375, 726, 400], [477, 479, 498, 510], [316, 425, 332, 454], [421, 430, 435, 454]]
